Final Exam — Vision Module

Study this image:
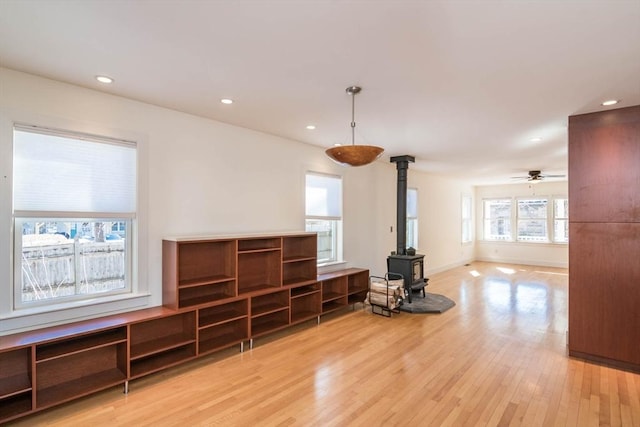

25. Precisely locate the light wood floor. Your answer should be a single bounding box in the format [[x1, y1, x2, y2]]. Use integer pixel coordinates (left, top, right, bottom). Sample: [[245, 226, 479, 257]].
[[9, 262, 640, 426]]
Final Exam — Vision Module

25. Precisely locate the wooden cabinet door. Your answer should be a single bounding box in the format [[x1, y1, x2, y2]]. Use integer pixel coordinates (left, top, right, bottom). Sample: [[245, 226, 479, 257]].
[[568, 222, 640, 366], [569, 106, 640, 223]]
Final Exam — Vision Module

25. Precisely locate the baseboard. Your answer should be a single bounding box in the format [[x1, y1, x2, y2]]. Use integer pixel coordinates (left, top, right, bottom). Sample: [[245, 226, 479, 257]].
[[569, 350, 640, 374], [474, 256, 568, 269], [426, 259, 475, 276]]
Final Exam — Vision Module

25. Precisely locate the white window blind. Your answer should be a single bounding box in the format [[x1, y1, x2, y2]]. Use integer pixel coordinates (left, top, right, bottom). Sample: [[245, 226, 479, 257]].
[[13, 127, 136, 214], [462, 195, 472, 243], [305, 173, 342, 219], [407, 188, 418, 249], [407, 188, 417, 219]]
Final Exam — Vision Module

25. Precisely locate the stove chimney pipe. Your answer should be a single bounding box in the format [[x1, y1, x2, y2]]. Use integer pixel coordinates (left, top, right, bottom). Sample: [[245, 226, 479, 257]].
[[390, 155, 415, 256]]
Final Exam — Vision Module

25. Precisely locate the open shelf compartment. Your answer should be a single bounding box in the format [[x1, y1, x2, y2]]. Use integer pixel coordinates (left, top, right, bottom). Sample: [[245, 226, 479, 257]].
[[237, 237, 281, 253], [251, 290, 289, 318], [178, 280, 236, 308], [290, 282, 320, 298], [199, 299, 249, 328], [282, 234, 317, 262], [291, 292, 321, 324], [347, 270, 370, 304], [198, 318, 248, 355], [238, 250, 282, 294], [177, 240, 236, 285], [35, 344, 126, 409], [36, 327, 127, 362], [251, 309, 290, 337], [0, 393, 33, 423], [321, 276, 347, 303], [0, 347, 32, 423], [129, 312, 196, 360], [129, 344, 196, 379], [283, 259, 317, 287]]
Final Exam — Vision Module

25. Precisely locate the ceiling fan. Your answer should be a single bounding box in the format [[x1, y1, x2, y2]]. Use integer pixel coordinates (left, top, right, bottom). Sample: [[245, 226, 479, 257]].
[[511, 170, 566, 182]]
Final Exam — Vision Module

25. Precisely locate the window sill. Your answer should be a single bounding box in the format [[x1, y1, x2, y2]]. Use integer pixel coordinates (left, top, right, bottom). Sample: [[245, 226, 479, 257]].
[[0, 292, 151, 336], [317, 261, 348, 275], [479, 240, 568, 246]]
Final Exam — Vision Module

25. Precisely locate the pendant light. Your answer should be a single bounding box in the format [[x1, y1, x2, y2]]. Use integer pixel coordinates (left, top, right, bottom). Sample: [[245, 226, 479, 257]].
[[325, 86, 384, 166]]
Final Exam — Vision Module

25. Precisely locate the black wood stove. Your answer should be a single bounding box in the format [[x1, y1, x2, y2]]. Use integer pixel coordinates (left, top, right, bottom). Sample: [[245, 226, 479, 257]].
[[387, 155, 428, 303]]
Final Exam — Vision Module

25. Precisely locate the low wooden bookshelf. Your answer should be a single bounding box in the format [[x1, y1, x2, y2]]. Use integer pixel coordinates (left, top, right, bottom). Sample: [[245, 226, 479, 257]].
[[0, 232, 369, 424]]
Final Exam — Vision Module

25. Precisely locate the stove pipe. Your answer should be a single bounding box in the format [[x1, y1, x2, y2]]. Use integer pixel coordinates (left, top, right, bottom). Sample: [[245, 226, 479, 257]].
[[390, 155, 415, 255]]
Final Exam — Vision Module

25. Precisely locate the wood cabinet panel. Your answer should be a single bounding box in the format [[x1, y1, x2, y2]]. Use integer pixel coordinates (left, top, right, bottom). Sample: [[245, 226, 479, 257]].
[[569, 106, 640, 223], [568, 222, 640, 366]]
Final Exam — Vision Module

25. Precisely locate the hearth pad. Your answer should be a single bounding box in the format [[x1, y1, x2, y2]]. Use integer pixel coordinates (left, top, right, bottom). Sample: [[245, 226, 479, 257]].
[[398, 292, 455, 314]]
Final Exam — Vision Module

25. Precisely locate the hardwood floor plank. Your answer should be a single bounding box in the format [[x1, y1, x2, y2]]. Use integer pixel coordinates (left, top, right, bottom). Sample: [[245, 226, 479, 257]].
[[7, 262, 640, 427]]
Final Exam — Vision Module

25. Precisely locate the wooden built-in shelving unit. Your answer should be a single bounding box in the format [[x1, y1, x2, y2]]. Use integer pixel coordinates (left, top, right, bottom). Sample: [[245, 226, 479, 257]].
[[0, 232, 369, 423]]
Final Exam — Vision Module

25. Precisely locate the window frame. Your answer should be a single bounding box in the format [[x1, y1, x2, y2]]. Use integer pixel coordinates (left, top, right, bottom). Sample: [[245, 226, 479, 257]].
[[483, 198, 513, 241], [11, 125, 138, 312], [553, 197, 569, 243], [461, 194, 473, 244], [14, 217, 133, 309], [304, 171, 343, 265], [406, 187, 418, 250], [481, 196, 568, 244], [516, 197, 549, 243]]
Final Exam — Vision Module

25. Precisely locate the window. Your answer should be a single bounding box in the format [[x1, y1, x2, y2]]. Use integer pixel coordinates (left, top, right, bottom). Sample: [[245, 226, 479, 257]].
[[13, 126, 136, 309], [305, 172, 342, 264], [517, 198, 548, 242], [553, 198, 569, 243], [483, 199, 512, 241], [406, 188, 418, 249], [461, 195, 472, 243]]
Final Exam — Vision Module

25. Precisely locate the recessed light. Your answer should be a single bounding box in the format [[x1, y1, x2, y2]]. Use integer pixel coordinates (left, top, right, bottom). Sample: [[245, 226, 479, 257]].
[[306, 125, 316, 130], [220, 98, 233, 105], [601, 99, 619, 106], [95, 75, 113, 84], [529, 137, 542, 142]]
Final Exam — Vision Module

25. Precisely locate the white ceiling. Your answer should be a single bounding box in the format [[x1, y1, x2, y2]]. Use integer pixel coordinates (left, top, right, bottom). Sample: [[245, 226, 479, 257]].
[[1, 0, 639, 185]]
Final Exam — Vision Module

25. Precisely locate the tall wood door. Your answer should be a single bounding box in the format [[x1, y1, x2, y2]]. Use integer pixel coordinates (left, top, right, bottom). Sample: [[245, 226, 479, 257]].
[[568, 105, 640, 370]]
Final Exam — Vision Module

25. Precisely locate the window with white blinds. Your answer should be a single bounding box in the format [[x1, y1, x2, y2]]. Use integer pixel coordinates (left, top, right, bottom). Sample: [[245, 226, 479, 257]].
[[12, 125, 137, 309], [305, 172, 343, 264]]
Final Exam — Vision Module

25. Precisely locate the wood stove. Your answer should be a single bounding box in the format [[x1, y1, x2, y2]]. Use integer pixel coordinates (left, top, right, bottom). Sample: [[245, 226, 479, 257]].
[[387, 155, 428, 303], [387, 254, 427, 303]]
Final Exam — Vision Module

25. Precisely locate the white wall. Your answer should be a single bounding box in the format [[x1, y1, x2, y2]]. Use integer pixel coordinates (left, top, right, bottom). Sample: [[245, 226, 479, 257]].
[[409, 171, 476, 274], [474, 181, 569, 267], [0, 68, 473, 333]]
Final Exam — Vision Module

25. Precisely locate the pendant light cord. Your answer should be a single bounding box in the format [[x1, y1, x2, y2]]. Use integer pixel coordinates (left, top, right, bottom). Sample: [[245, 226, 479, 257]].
[[350, 91, 356, 146]]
